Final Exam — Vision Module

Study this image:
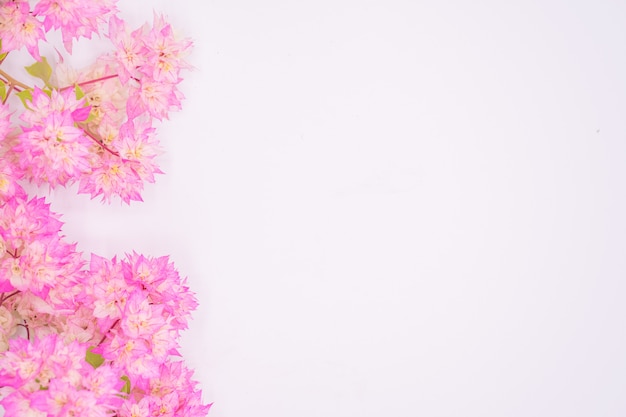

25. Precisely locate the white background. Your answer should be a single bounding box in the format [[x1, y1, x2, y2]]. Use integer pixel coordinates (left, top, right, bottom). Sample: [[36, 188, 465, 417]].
[[22, 0, 626, 416]]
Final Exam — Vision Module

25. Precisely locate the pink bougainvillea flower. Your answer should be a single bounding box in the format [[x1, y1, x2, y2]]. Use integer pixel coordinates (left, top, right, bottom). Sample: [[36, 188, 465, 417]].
[[121, 291, 165, 339], [141, 12, 192, 83], [0, 335, 122, 416], [81, 365, 123, 408], [78, 151, 144, 203], [119, 397, 151, 417], [15, 112, 92, 187], [0, 195, 84, 309], [122, 252, 198, 332], [34, 0, 118, 53], [116, 119, 162, 183], [0, 1, 44, 59], [0, 196, 63, 251], [107, 15, 147, 84], [11, 88, 93, 187], [20, 87, 88, 127], [146, 361, 211, 417], [0, 160, 26, 203], [83, 254, 129, 323], [0, 4, 208, 415], [126, 77, 183, 121]]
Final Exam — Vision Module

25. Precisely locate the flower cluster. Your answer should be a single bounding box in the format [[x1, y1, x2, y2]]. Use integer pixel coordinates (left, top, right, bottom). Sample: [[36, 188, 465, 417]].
[[0, 335, 122, 416], [1, 0, 191, 203], [0, 0, 117, 58], [0, 246, 208, 416], [0, 196, 83, 310], [0, 1, 210, 416]]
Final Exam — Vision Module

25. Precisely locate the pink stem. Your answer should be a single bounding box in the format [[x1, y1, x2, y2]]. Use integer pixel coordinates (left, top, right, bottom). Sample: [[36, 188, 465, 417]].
[[17, 321, 30, 340], [2, 84, 13, 105], [0, 290, 20, 307], [98, 318, 120, 345], [60, 74, 119, 91], [82, 128, 120, 157]]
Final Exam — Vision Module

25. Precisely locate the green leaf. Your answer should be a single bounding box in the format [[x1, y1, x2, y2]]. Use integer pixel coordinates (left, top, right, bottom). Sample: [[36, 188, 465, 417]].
[[75, 84, 85, 100], [0, 80, 6, 103], [85, 346, 105, 369], [121, 375, 131, 394], [25, 57, 53, 87], [16, 89, 33, 108], [85, 108, 96, 123]]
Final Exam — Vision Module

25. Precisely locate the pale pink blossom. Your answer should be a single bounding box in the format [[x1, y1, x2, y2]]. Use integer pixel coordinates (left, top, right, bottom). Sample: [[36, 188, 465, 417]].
[[0, 1, 44, 59], [141, 13, 192, 83], [34, 0, 118, 53], [127, 77, 182, 120], [78, 151, 144, 203], [108, 15, 147, 84], [0, 5, 208, 415], [121, 291, 164, 339]]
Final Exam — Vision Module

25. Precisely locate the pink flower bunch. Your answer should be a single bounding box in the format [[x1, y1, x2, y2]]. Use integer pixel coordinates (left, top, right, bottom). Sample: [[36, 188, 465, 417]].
[[0, 247, 208, 416], [0, 196, 83, 308], [0, 335, 122, 416], [1, 0, 191, 203], [15, 87, 93, 188], [0, 1, 211, 416], [82, 253, 198, 377], [0, 0, 117, 58], [0, 1, 45, 60]]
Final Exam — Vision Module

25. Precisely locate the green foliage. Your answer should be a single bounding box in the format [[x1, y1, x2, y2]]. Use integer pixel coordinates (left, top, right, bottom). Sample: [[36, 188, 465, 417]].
[[75, 84, 85, 100], [0, 80, 6, 102], [25, 57, 53, 87], [74, 84, 97, 122], [85, 346, 105, 369], [121, 375, 131, 394], [16, 89, 33, 108]]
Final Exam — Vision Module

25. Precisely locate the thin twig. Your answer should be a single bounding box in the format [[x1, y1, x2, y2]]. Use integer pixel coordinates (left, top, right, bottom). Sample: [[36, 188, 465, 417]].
[[0, 290, 20, 307], [81, 125, 120, 157], [17, 321, 30, 340], [2, 84, 13, 105], [59, 74, 119, 91], [0, 68, 31, 91], [98, 318, 120, 346]]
